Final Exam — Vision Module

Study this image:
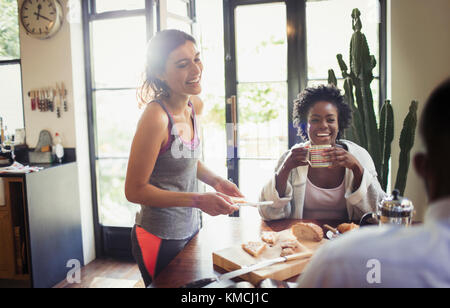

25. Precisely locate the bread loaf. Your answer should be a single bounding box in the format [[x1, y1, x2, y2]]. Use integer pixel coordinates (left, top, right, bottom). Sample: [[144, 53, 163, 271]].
[[291, 222, 323, 242]]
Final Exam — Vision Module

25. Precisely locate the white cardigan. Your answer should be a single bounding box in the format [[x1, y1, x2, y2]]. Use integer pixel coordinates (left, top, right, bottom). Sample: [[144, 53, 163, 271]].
[[258, 140, 387, 221]]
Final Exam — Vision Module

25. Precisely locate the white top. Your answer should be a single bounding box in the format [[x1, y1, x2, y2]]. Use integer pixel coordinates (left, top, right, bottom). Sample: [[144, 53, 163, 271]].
[[259, 140, 387, 221], [303, 178, 347, 220], [296, 197, 450, 288]]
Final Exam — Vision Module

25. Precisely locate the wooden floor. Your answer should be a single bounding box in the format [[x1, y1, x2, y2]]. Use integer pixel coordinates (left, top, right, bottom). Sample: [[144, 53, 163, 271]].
[[53, 258, 145, 288]]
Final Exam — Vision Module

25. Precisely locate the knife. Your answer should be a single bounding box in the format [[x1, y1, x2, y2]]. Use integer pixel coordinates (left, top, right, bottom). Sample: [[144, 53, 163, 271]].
[[181, 251, 313, 288]]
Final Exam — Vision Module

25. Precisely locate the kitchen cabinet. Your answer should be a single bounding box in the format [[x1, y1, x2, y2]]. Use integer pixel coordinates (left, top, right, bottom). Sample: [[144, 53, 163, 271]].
[[0, 208, 16, 278], [0, 163, 84, 288]]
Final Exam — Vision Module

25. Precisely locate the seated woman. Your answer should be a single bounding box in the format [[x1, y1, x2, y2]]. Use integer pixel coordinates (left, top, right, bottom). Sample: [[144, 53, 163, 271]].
[[259, 84, 387, 221]]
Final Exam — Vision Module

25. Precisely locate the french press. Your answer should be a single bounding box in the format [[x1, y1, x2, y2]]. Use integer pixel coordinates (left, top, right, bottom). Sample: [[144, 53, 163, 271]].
[[360, 189, 414, 226]]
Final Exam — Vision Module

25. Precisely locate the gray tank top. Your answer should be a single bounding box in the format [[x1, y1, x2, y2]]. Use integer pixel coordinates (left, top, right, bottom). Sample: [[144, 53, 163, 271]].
[[135, 100, 202, 240]]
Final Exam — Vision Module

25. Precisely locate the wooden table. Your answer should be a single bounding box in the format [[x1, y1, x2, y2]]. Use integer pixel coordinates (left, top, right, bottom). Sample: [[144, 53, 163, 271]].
[[151, 207, 345, 288]]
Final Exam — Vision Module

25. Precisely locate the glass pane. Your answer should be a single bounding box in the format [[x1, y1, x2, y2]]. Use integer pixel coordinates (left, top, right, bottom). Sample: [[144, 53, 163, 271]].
[[91, 16, 147, 88], [307, 79, 344, 89], [0, 64, 24, 134], [235, 3, 287, 83], [371, 78, 380, 120], [167, 0, 189, 17], [95, 0, 144, 13], [306, 0, 379, 79], [0, 0, 20, 60], [166, 17, 192, 34], [97, 158, 140, 227], [94, 90, 143, 158], [239, 159, 278, 201], [201, 119, 227, 188], [237, 82, 288, 159], [196, 0, 227, 192]]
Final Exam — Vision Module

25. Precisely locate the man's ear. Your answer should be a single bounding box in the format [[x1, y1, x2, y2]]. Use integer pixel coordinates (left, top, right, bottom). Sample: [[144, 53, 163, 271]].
[[413, 152, 427, 179]]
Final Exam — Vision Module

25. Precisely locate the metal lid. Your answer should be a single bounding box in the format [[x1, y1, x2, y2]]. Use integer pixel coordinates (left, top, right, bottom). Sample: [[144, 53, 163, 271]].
[[379, 189, 414, 214]]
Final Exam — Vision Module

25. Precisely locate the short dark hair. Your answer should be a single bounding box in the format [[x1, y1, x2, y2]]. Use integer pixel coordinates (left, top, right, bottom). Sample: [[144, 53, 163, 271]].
[[293, 84, 352, 140], [420, 78, 450, 179], [137, 29, 197, 107]]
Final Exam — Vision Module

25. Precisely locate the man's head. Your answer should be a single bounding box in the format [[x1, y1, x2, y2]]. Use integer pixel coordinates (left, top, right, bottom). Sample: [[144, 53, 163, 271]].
[[414, 78, 450, 201]]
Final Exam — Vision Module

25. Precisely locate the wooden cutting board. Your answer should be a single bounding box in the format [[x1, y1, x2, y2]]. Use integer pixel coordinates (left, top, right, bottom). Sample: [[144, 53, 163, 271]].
[[212, 229, 327, 285]]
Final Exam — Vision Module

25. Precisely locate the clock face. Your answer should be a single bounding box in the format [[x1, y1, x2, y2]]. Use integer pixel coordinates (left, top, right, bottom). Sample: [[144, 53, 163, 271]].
[[20, 0, 63, 39]]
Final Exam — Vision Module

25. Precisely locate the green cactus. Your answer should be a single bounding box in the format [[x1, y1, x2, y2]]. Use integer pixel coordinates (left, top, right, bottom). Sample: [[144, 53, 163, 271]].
[[335, 54, 367, 148], [379, 100, 394, 191], [350, 9, 382, 177], [328, 69, 337, 87], [343, 77, 362, 146], [395, 101, 418, 195], [329, 9, 418, 194]]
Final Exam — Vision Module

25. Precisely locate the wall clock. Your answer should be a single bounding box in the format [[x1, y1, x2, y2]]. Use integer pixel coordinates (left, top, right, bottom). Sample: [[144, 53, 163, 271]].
[[20, 0, 64, 40]]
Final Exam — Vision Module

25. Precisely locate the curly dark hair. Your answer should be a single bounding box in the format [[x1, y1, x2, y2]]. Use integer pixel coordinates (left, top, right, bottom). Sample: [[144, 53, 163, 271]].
[[293, 84, 352, 140]]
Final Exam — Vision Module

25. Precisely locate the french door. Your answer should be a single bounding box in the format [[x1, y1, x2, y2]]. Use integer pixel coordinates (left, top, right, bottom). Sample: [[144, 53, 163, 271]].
[[223, 0, 306, 212]]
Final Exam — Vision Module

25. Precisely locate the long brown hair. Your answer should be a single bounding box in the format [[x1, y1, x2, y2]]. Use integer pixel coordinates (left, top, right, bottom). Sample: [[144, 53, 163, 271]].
[[137, 29, 197, 108]]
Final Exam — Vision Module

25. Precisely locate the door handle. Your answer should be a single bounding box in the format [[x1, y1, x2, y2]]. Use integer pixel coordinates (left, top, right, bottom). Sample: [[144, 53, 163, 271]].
[[227, 95, 237, 147]]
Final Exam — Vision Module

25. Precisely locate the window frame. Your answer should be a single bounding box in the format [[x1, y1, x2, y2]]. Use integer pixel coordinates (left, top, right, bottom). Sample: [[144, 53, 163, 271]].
[[0, 0, 24, 139], [82, 0, 156, 258]]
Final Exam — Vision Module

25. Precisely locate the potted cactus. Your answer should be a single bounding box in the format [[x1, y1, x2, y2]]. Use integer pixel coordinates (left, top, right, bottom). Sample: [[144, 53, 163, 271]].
[[327, 8, 418, 195]]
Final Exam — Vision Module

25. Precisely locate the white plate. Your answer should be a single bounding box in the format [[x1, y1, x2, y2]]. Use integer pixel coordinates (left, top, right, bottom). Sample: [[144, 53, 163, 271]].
[[236, 201, 274, 207]]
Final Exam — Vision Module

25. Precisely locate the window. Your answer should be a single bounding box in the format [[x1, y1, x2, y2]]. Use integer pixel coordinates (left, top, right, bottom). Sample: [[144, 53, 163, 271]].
[[306, 0, 381, 115], [195, 0, 227, 192], [234, 2, 288, 200], [95, 0, 145, 13], [84, 1, 196, 232], [84, 1, 151, 231], [160, 0, 195, 33], [0, 0, 24, 136], [197, 0, 385, 205]]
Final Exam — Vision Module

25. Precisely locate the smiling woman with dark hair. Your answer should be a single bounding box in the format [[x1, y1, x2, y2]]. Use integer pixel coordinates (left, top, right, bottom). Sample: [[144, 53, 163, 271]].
[[259, 84, 386, 221], [125, 29, 243, 287], [293, 85, 352, 141]]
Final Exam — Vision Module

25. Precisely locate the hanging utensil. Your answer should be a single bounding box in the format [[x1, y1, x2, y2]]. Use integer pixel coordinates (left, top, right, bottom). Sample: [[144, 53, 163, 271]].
[[61, 82, 68, 112]]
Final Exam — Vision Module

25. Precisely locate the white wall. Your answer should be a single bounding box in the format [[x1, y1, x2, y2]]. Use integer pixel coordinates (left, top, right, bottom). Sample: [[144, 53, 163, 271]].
[[19, 0, 76, 148], [18, 0, 95, 265], [388, 0, 450, 221]]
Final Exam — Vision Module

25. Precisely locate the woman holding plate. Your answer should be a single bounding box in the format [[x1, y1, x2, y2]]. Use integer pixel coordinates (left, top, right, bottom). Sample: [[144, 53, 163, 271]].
[[125, 29, 243, 287]]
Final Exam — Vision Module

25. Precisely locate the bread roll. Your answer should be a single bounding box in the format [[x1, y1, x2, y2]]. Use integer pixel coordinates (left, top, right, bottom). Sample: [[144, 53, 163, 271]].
[[291, 222, 323, 242], [337, 222, 359, 234]]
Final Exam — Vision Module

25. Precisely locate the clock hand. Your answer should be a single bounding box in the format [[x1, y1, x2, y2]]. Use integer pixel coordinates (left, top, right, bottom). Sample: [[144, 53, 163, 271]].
[[36, 4, 42, 20], [33, 12, 52, 22]]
